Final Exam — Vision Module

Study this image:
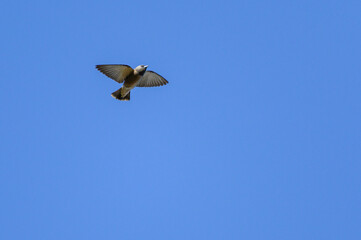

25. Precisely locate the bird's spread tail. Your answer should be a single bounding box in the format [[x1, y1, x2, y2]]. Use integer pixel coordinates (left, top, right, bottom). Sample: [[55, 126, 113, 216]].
[[111, 88, 130, 101]]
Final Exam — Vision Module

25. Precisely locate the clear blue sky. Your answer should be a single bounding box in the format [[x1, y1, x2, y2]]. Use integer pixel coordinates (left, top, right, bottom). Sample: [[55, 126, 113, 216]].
[[1, 0, 360, 239]]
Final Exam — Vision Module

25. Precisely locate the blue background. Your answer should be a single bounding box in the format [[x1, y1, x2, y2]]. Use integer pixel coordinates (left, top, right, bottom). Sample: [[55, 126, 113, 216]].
[[1, 0, 361, 239]]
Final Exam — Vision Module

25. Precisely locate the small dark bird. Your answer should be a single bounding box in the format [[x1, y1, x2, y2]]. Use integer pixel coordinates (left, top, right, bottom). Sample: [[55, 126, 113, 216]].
[[96, 64, 168, 101]]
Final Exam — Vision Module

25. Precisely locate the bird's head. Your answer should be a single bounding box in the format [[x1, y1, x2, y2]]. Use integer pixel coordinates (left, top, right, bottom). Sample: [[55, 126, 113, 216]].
[[135, 65, 148, 75]]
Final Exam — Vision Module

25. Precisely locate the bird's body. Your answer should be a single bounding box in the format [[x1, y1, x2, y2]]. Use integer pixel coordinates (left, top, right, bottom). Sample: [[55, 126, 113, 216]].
[[123, 70, 142, 88], [96, 64, 168, 101], [115, 68, 143, 100]]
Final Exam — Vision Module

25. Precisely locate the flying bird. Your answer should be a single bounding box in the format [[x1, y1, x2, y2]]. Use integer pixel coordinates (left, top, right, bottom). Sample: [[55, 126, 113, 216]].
[[96, 64, 168, 101]]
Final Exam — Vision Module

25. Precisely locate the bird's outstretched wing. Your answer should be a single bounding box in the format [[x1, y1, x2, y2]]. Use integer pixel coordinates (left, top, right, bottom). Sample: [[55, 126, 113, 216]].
[[96, 65, 133, 83], [137, 71, 168, 87]]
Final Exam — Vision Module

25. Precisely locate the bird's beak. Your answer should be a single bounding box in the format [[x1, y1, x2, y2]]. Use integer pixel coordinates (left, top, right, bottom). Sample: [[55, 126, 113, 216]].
[[144, 65, 148, 68]]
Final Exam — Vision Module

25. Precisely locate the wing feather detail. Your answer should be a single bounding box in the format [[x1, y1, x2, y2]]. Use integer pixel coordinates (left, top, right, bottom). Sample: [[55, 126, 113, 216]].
[[137, 71, 168, 87], [96, 64, 133, 83]]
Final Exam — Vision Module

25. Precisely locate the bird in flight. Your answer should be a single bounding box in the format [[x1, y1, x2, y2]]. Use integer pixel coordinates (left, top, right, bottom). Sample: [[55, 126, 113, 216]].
[[96, 64, 168, 101]]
